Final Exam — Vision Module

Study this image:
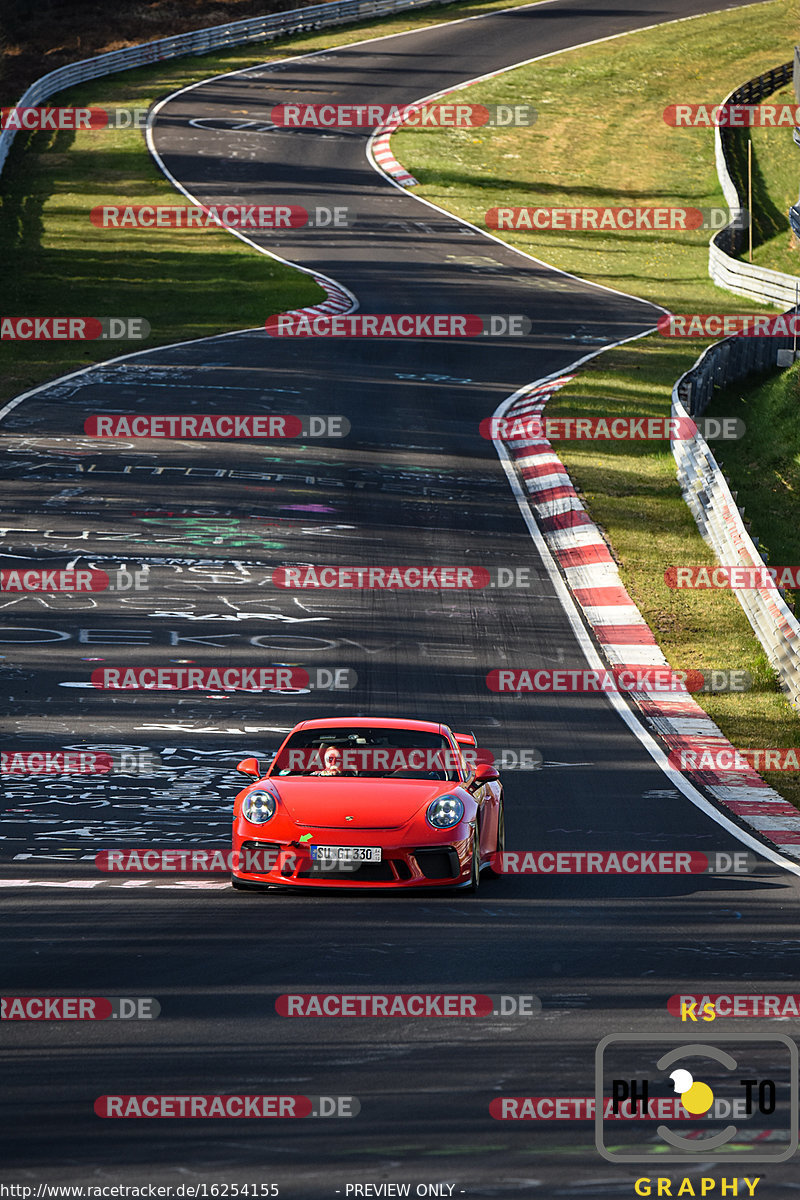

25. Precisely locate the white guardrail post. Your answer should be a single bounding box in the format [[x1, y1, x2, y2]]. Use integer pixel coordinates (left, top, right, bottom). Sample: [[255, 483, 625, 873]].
[[0, 0, 461, 178]]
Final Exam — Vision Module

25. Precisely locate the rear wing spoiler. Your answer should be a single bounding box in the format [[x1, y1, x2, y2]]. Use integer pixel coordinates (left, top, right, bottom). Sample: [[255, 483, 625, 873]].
[[454, 731, 477, 747]]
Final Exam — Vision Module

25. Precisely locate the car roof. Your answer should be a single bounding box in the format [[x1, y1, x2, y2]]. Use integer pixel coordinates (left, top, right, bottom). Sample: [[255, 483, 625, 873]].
[[292, 716, 447, 734]]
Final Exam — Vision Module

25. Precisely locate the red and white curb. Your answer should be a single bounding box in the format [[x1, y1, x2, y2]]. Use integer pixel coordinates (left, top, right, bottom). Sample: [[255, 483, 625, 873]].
[[270, 273, 357, 322], [370, 122, 419, 188], [500, 373, 800, 863]]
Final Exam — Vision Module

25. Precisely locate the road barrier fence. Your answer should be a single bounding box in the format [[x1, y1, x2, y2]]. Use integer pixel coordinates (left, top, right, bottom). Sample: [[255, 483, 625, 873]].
[[672, 327, 800, 708], [710, 59, 799, 306]]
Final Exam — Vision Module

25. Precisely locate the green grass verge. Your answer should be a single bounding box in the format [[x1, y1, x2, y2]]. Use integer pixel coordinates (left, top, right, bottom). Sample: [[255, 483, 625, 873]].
[[0, 0, 541, 406], [392, 0, 800, 804], [392, 0, 799, 307]]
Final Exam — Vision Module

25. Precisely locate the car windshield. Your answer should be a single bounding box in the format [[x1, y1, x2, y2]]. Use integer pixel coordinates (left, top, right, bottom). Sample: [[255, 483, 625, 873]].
[[269, 727, 465, 781]]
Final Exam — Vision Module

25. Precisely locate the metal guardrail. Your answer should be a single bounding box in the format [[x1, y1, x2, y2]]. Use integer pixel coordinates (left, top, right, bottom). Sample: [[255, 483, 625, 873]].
[[0, 0, 460, 177], [675, 324, 797, 420], [672, 329, 800, 708], [709, 60, 799, 307], [677, 61, 800, 705]]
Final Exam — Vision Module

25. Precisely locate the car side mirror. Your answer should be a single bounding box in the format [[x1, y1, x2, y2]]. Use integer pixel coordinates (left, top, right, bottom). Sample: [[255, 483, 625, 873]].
[[471, 763, 499, 785], [237, 757, 262, 778]]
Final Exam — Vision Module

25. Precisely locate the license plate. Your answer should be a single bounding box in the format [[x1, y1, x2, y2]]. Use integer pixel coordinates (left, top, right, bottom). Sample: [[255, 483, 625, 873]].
[[311, 846, 382, 862]]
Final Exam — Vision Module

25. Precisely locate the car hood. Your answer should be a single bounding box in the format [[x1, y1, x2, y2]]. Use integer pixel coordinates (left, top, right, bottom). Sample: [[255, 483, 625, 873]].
[[264, 777, 458, 830]]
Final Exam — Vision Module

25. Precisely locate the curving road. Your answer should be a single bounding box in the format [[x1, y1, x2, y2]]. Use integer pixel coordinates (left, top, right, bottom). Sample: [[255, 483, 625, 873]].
[[3, 0, 799, 1194]]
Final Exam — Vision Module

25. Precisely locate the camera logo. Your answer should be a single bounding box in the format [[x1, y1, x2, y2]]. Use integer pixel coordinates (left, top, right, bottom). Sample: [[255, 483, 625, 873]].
[[668, 1065, 715, 1115], [595, 1034, 798, 1163]]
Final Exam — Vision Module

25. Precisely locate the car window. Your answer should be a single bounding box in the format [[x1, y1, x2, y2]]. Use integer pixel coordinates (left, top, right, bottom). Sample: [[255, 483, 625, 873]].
[[269, 728, 463, 781]]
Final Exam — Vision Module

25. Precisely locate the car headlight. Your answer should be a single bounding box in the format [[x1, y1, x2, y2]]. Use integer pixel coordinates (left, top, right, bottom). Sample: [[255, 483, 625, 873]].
[[242, 788, 277, 824], [426, 794, 465, 829]]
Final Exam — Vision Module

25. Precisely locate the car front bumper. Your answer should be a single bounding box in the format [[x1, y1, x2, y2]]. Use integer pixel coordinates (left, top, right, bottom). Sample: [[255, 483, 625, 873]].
[[230, 833, 472, 889]]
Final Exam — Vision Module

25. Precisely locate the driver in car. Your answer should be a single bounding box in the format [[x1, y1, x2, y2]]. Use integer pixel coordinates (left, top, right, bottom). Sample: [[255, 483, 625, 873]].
[[311, 745, 345, 776]]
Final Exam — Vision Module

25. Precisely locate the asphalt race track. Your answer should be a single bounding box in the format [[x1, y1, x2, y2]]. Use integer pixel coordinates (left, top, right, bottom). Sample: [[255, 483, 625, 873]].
[[3, 0, 800, 1195]]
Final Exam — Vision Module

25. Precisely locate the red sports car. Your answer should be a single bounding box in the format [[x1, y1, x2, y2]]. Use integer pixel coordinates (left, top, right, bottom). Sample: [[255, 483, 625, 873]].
[[231, 716, 504, 892]]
